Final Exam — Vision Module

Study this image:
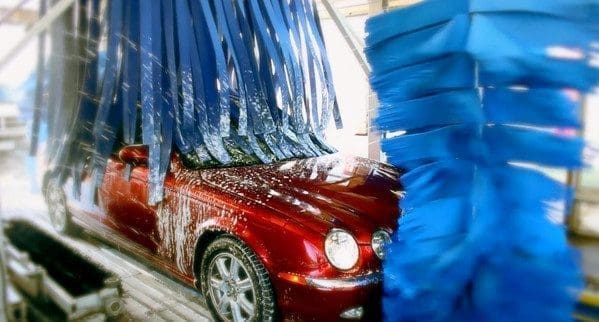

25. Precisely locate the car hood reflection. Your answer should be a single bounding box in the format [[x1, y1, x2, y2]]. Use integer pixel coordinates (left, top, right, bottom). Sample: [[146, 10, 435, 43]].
[[199, 153, 401, 242]]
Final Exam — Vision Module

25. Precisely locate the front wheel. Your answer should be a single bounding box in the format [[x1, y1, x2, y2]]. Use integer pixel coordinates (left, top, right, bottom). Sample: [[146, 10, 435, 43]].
[[45, 179, 75, 235], [200, 236, 275, 322]]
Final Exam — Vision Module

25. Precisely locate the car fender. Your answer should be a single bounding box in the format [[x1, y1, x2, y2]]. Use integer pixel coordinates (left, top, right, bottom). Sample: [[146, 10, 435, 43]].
[[189, 215, 329, 282], [190, 219, 275, 279]]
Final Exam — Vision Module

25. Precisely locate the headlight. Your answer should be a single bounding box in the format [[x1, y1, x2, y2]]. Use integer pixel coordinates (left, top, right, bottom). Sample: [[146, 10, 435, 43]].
[[325, 229, 359, 270], [371, 230, 391, 260]]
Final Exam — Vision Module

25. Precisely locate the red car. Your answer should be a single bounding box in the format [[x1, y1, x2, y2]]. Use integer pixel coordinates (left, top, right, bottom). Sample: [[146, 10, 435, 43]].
[[44, 145, 400, 321]]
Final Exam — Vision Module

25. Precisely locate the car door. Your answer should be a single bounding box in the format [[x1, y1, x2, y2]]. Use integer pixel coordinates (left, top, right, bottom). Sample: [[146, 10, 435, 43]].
[[100, 149, 160, 253]]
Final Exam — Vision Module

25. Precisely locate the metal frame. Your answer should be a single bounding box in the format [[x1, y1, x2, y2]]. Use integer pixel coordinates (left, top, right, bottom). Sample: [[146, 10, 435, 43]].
[[367, 1, 387, 160], [318, 0, 393, 160], [568, 96, 598, 231], [320, 0, 370, 76], [5, 237, 123, 320], [0, 0, 76, 72], [0, 0, 33, 26]]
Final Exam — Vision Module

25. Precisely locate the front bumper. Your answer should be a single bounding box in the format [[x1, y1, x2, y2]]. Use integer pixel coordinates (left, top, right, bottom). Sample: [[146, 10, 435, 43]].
[[304, 273, 383, 290], [274, 272, 383, 321]]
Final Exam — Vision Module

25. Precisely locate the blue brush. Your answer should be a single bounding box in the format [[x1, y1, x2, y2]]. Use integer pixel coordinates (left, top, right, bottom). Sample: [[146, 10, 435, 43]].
[[366, 1, 597, 321]]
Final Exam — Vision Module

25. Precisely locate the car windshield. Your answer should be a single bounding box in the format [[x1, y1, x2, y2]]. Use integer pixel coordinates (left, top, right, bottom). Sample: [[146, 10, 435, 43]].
[[178, 136, 331, 170]]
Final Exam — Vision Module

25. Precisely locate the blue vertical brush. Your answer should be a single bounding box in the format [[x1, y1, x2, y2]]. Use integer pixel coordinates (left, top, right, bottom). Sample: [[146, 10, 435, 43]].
[[366, 0, 598, 321]]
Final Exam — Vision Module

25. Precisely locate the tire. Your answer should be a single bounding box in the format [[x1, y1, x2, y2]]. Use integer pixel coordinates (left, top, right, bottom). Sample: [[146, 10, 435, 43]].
[[200, 236, 275, 322], [45, 179, 76, 235]]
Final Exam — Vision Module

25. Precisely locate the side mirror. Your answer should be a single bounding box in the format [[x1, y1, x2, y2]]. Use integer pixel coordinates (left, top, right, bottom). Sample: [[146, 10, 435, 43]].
[[119, 145, 149, 166]]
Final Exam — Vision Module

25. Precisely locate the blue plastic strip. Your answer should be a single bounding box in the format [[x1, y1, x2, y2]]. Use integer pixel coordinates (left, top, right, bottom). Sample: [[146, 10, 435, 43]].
[[45, 5, 69, 164], [73, 0, 101, 194], [232, 0, 277, 137], [260, 0, 308, 157], [122, 0, 139, 147], [93, 0, 123, 175], [199, 1, 231, 139], [173, 0, 196, 153], [305, 0, 342, 131], [45, 0, 344, 205], [213, 0, 248, 137], [262, 0, 306, 134], [139, 0, 161, 204], [189, 0, 231, 163]]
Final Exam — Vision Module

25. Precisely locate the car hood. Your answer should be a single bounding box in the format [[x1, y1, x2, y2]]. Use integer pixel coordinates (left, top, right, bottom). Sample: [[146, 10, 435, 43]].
[[200, 153, 401, 243]]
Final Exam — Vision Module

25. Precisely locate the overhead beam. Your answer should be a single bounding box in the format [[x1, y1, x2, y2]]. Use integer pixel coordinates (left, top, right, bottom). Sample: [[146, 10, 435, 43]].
[[318, 0, 421, 18], [0, 7, 37, 26], [0, 0, 76, 71], [368, 0, 388, 13], [0, 0, 32, 25]]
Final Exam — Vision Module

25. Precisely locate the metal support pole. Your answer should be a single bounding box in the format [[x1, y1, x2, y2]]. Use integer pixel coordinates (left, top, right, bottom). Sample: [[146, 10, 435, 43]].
[[367, 0, 387, 160], [567, 96, 588, 231], [0, 0, 76, 72], [30, 0, 47, 156], [368, 0, 389, 13], [320, 0, 370, 77]]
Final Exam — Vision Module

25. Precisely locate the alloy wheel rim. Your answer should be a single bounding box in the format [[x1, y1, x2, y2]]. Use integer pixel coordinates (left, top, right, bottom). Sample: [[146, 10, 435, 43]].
[[208, 253, 256, 322], [47, 183, 66, 231]]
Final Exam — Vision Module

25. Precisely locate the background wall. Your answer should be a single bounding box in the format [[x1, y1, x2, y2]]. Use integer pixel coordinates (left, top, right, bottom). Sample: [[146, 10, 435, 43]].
[[320, 16, 370, 157]]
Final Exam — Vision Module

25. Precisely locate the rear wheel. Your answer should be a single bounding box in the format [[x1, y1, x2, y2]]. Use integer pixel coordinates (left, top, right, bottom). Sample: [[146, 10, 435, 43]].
[[45, 179, 75, 235], [200, 236, 275, 322]]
